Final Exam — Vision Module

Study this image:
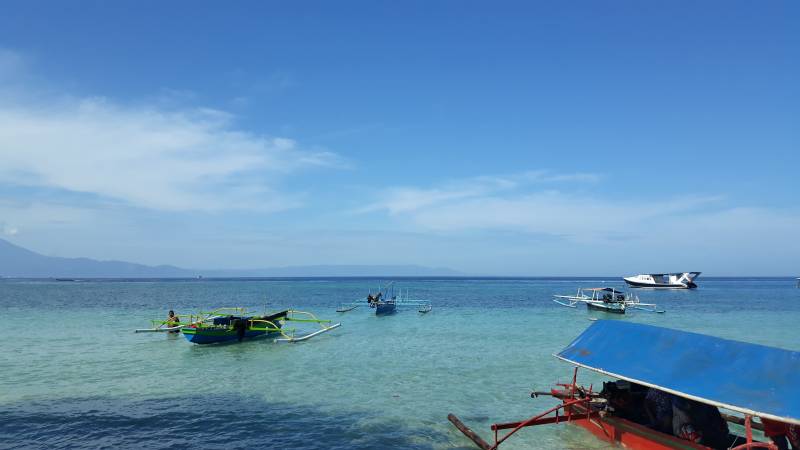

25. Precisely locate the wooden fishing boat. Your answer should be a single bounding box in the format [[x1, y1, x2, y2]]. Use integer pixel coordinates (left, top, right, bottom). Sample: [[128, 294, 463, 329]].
[[137, 307, 340, 344], [181, 310, 290, 344], [337, 282, 432, 315], [449, 320, 800, 450], [553, 287, 664, 314]]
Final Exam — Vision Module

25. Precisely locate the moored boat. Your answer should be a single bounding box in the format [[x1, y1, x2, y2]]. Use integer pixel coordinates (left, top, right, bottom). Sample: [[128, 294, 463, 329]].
[[624, 272, 701, 289], [553, 287, 663, 314], [137, 307, 341, 344], [181, 310, 289, 344], [449, 320, 800, 450], [337, 281, 432, 315]]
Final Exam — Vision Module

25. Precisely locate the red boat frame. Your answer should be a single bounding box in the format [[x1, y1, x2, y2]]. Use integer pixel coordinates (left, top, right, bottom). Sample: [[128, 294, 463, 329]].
[[449, 367, 778, 450]]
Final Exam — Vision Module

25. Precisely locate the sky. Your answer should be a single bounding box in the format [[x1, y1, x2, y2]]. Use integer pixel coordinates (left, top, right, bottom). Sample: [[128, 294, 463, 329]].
[[0, 1, 798, 275]]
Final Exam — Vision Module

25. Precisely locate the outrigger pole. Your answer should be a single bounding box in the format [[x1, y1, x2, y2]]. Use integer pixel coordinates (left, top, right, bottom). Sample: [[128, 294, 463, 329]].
[[449, 368, 595, 450], [447, 414, 492, 450], [134, 307, 248, 333], [266, 310, 341, 343]]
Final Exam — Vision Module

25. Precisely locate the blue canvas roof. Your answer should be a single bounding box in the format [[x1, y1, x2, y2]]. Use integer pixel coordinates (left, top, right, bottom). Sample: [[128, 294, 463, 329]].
[[556, 320, 800, 425]]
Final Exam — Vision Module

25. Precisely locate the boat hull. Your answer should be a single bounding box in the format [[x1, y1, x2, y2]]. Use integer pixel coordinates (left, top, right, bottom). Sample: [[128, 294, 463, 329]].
[[567, 402, 710, 450], [375, 302, 396, 315], [181, 311, 287, 344], [586, 303, 625, 314], [181, 327, 276, 344], [624, 278, 696, 289]]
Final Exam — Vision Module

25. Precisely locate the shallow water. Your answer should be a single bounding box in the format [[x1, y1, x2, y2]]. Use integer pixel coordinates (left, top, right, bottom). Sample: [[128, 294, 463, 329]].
[[1, 278, 798, 449]]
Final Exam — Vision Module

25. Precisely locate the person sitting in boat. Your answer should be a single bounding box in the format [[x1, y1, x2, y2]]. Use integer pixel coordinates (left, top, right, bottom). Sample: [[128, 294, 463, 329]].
[[165, 310, 180, 333], [367, 293, 382, 307], [602, 381, 648, 424], [672, 397, 729, 449], [644, 388, 674, 434]]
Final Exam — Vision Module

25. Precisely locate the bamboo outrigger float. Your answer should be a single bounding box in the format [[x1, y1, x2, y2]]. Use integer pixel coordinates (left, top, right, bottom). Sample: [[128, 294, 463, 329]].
[[449, 321, 800, 450], [136, 307, 340, 344]]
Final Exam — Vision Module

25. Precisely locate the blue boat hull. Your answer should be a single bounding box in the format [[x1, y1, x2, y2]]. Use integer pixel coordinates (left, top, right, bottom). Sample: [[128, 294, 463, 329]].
[[375, 302, 396, 315], [587, 303, 625, 314], [181, 311, 288, 345], [182, 328, 276, 344]]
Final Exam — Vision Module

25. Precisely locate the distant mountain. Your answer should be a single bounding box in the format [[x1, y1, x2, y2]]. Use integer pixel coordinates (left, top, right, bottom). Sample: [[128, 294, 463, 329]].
[[0, 239, 192, 278], [0, 239, 461, 278]]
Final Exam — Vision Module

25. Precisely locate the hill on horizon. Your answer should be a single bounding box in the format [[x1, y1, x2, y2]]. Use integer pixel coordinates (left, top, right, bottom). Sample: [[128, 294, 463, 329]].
[[0, 239, 462, 278]]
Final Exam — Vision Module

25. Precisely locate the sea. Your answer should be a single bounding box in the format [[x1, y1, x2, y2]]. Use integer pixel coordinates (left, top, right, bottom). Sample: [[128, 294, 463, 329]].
[[1, 277, 798, 449]]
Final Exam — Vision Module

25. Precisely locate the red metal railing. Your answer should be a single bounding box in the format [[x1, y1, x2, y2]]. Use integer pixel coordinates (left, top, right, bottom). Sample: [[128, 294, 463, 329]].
[[489, 396, 593, 450], [729, 416, 778, 450]]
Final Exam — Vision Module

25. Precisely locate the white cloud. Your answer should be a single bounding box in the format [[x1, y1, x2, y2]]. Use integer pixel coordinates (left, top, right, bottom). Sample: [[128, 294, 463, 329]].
[[359, 170, 602, 215], [359, 174, 800, 274], [0, 97, 345, 212], [408, 191, 723, 240], [360, 172, 734, 243]]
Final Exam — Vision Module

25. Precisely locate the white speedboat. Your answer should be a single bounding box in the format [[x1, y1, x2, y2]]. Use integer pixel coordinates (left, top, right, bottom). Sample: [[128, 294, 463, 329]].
[[623, 272, 700, 289]]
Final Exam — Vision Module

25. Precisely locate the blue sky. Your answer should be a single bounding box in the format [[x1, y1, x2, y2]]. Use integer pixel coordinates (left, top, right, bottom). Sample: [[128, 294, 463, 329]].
[[0, 1, 798, 275]]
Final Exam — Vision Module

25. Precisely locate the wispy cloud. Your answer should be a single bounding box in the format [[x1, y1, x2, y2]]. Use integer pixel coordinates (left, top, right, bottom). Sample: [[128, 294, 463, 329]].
[[0, 84, 346, 213], [407, 191, 722, 240], [360, 171, 728, 242], [359, 170, 602, 215]]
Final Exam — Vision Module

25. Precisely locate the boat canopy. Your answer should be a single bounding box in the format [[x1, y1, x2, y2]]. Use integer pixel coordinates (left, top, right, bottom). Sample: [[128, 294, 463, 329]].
[[556, 320, 800, 425], [642, 272, 701, 277]]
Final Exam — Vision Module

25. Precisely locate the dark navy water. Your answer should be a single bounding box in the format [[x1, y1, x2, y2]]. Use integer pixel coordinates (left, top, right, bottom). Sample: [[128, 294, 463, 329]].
[[1, 277, 798, 449]]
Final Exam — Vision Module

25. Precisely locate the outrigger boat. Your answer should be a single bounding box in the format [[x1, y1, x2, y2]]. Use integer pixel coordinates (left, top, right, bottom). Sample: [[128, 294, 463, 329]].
[[449, 320, 800, 450], [336, 282, 432, 315], [624, 272, 701, 289], [136, 307, 340, 344], [553, 287, 664, 314]]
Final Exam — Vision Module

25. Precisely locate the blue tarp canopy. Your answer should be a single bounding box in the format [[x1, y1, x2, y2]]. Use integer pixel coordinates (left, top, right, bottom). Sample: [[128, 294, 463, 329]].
[[556, 320, 800, 425]]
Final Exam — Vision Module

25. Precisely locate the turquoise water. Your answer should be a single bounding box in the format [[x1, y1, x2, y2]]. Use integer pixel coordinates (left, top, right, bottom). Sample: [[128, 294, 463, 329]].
[[1, 278, 798, 449]]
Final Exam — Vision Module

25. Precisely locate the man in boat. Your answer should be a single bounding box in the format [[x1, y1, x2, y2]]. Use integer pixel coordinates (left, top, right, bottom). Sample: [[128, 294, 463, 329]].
[[165, 310, 180, 333], [602, 381, 648, 424], [367, 292, 382, 306], [644, 387, 674, 434], [671, 396, 729, 449]]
